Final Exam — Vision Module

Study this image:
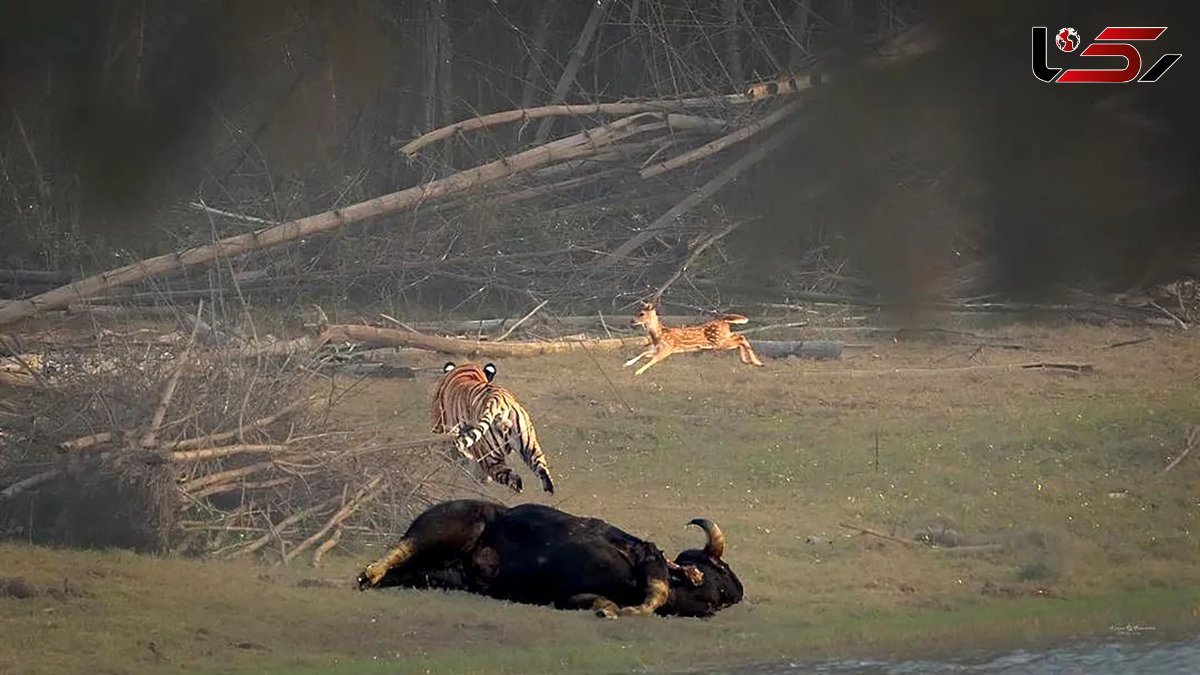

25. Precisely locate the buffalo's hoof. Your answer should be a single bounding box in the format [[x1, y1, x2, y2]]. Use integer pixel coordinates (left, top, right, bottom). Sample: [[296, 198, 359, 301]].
[[357, 562, 387, 590]]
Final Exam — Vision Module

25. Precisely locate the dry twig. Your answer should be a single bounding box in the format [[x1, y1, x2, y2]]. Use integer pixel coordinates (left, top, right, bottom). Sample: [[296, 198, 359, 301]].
[[1162, 425, 1200, 475]]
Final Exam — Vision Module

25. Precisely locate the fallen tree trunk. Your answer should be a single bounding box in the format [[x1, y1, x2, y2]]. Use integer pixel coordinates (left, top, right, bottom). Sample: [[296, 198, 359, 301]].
[[596, 119, 808, 268], [750, 339, 842, 360], [319, 324, 842, 361], [320, 324, 647, 357], [399, 84, 810, 156], [640, 98, 805, 178], [408, 314, 704, 334]]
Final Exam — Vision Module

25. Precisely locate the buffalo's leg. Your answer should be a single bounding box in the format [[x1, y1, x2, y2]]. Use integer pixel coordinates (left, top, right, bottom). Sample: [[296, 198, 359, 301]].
[[562, 594, 621, 620], [356, 500, 502, 590], [357, 538, 416, 589], [616, 577, 669, 616], [614, 546, 672, 616]]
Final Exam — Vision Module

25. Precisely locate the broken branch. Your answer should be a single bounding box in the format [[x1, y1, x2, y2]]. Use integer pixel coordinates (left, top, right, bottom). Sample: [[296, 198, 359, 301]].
[[282, 476, 385, 564]]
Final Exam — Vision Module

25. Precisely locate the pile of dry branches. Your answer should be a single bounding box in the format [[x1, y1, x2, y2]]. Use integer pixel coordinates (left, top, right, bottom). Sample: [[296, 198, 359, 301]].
[[0, 310, 470, 564]]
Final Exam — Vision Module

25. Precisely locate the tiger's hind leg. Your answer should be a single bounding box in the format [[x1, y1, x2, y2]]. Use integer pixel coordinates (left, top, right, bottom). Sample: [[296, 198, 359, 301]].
[[507, 423, 555, 494], [488, 465, 524, 493], [477, 448, 523, 493]]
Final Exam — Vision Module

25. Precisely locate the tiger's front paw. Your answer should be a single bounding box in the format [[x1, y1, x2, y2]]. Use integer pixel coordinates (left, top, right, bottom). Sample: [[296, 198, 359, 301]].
[[540, 471, 555, 494]]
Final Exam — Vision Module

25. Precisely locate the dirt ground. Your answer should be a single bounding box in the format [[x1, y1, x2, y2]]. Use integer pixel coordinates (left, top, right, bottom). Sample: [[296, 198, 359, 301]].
[[2, 317, 1199, 674]]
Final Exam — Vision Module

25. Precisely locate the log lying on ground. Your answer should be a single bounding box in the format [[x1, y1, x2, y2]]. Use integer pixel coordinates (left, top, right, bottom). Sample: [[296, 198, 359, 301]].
[[319, 324, 842, 361], [320, 324, 647, 357], [407, 314, 707, 335], [750, 340, 842, 360]]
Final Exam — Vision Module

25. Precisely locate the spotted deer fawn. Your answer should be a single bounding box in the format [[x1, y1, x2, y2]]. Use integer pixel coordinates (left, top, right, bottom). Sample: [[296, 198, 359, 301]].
[[624, 301, 765, 375]]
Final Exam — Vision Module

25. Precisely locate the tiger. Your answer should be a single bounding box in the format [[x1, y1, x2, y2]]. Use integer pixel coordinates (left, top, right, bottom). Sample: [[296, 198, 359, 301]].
[[431, 361, 555, 495]]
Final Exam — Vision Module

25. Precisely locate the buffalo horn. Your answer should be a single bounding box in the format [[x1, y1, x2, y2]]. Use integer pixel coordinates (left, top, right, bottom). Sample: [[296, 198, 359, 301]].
[[687, 518, 725, 559]]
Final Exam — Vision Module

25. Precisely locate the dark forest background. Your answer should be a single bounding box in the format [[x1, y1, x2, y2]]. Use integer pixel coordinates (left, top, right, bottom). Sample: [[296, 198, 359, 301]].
[[1, 0, 1197, 317]]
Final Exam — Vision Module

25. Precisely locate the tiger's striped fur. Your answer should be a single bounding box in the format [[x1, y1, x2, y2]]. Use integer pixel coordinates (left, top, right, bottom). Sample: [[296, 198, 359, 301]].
[[431, 361, 555, 494]]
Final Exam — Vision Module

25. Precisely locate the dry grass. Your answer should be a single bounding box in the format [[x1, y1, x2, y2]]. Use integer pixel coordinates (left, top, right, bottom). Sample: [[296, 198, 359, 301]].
[[1, 319, 1199, 673]]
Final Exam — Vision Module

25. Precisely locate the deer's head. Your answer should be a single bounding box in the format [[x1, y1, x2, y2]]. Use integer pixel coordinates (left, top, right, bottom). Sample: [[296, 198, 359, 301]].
[[630, 301, 658, 329]]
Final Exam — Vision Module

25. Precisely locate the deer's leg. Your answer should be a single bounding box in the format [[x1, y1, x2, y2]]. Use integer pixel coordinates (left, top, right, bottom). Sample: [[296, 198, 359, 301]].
[[633, 349, 671, 375], [624, 347, 654, 367], [733, 335, 765, 367]]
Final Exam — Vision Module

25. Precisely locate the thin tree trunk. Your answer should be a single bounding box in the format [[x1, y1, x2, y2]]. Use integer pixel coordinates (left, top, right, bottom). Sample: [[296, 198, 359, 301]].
[[786, 0, 812, 70], [534, 0, 613, 144], [724, 0, 745, 90], [518, 4, 557, 110], [423, 0, 441, 131], [435, 0, 453, 130]]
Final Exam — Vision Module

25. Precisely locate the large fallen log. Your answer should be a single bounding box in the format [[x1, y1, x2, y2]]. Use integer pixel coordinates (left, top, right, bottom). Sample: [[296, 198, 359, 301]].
[[750, 340, 842, 360], [407, 314, 708, 334], [596, 119, 807, 268], [320, 324, 646, 357], [318, 324, 842, 361]]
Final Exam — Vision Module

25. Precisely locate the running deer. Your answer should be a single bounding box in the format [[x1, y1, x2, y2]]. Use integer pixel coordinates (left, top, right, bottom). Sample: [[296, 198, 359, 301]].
[[624, 301, 765, 375]]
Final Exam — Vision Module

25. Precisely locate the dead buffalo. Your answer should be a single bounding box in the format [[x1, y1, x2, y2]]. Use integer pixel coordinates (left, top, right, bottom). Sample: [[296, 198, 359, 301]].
[[356, 499, 743, 618]]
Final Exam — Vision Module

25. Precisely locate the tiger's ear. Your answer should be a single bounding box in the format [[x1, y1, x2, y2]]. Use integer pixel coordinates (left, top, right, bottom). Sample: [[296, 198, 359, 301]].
[[483, 363, 497, 381], [443, 362, 456, 373]]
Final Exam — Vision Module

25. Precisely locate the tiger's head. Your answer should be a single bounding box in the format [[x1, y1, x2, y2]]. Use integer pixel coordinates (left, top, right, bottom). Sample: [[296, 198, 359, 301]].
[[442, 361, 496, 382]]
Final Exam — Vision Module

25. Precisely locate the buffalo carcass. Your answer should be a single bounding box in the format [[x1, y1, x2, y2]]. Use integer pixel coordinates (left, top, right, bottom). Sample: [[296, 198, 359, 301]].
[[356, 499, 743, 618]]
